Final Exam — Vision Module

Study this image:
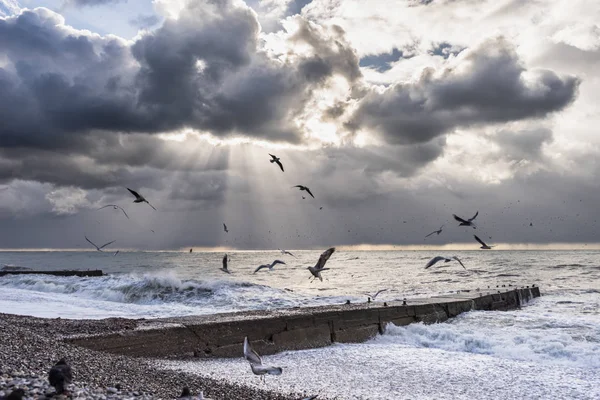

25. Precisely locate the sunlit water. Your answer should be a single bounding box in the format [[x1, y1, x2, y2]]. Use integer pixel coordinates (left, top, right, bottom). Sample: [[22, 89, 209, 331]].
[[0, 250, 599, 399]]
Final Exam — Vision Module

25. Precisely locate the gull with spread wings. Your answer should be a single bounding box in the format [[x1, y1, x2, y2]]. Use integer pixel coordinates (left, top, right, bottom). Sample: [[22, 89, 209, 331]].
[[453, 211, 478, 228], [254, 260, 286, 274], [307, 247, 335, 282], [85, 236, 116, 252], [97, 204, 129, 219], [425, 256, 466, 270], [293, 185, 314, 198], [425, 225, 444, 238], [366, 288, 388, 301], [243, 337, 282, 380], [474, 235, 495, 249], [126, 188, 156, 210], [269, 154, 284, 172], [279, 249, 295, 257]]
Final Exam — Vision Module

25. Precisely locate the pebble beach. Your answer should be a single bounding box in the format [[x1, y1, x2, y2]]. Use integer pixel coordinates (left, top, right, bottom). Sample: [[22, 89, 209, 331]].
[[0, 313, 300, 400]]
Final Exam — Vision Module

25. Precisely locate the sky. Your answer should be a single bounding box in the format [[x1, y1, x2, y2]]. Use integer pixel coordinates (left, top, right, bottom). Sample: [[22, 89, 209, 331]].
[[0, 0, 599, 250]]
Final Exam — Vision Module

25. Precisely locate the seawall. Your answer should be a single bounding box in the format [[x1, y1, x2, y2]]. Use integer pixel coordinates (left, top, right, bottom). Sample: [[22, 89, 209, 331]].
[[69, 286, 540, 359]]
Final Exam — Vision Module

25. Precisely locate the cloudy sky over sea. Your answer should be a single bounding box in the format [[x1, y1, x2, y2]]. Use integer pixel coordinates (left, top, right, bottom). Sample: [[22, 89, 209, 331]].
[[0, 0, 598, 250]]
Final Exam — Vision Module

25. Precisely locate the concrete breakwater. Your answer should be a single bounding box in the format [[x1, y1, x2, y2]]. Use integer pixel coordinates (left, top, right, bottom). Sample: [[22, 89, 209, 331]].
[[69, 286, 540, 359], [0, 269, 104, 277]]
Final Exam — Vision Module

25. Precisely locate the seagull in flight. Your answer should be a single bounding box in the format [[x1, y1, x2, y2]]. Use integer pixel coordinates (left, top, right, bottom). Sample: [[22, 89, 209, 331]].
[[293, 185, 314, 198], [254, 259, 286, 273], [366, 288, 388, 301], [453, 211, 478, 228], [474, 235, 495, 249], [126, 188, 156, 210], [425, 225, 444, 238], [85, 236, 116, 252], [243, 337, 282, 380], [425, 256, 466, 269], [279, 249, 295, 257], [221, 254, 230, 274], [307, 247, 335, 282], [97, 204, 129, 219], [269, 154, 284, 172], [223, 223, 228, 233]]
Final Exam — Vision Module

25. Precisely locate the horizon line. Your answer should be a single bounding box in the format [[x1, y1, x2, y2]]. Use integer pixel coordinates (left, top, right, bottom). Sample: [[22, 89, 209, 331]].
[[1, 242, 600, 252]]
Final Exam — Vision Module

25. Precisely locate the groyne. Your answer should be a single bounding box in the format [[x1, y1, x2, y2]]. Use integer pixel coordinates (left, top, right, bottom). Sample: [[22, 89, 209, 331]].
[[68, 286, 541, 359]]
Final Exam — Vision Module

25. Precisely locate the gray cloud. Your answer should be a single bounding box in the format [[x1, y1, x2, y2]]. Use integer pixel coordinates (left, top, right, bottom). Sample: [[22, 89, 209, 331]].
[[350, 37, 579, 145], [64, 0, 126, 7], [129, 14, 160, 29], [492, 128, 553, 162]]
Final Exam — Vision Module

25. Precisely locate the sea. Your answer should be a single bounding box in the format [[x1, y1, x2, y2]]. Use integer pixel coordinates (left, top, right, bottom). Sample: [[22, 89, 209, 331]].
[[0, 250, 599, 399]]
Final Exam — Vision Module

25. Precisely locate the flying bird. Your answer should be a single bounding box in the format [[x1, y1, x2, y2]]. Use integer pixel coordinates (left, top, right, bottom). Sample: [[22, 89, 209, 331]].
[[366, 288, 388, 301], [293, 185, 314, 198], [113, 250, 120, 257], [97, 204, 129, 219], [279, 249, 295, 257], [425, 256, 466, 270], [48, 359, 72, 395], [221, 254, 230, 274], [85, 236, 116, 252], [223, 223, 229, 233], [243, 337, 282, 379], [269, 154, 284, 172], [425, 225, 444, 238], [126, 187, 156, 210], [307, 247, 335, 282], [474, 235, 495, 249], [254, 259, 286, 273], [453, 211, 478, 228]]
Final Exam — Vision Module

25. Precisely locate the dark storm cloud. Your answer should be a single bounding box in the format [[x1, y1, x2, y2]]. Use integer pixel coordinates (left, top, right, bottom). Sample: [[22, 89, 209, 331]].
[[0, 4, 362, 157], [349, 37, 580, 145]]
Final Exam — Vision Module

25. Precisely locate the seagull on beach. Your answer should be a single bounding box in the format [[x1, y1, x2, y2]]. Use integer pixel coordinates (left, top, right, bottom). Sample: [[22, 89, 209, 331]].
[[243, 336, 282, 379], [453, 211, 478, 228], [126, 187, 156, 210], [254, 259, 286, 273], [85, 236, 116, 252], [97, 204, 129, 219], [221, 254, 231, 274], [293, 185, 314, 198], [474, 235, 495, 249], [307, 247, 335, 282], [279, 249, 295, 257], [425, 256, 466, 270], [223, 223, 229, 233], [48, 359, 72, 395], [366, 288, 388, 301], [269, 154, 284, 172], [425, 225, 444, 238]]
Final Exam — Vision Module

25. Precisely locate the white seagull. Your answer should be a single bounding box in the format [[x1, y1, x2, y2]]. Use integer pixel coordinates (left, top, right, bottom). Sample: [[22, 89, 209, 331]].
[[474, 235, 495, 249], [366, 288, 388, 301], [425, 256, 466, 270], [126, 188, 156, 210], [453, 211, 478, 228], [279, 249, 295, 257], [85, 236, 116, 252], [220, 254, 230, 274], [269, 154, 284, 172], [254, 260, 286, 274], [243, 337, 282, 380], [307, 247, 335, 282], [425, 225, 444, 238], [97, 204, 129, 219]]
